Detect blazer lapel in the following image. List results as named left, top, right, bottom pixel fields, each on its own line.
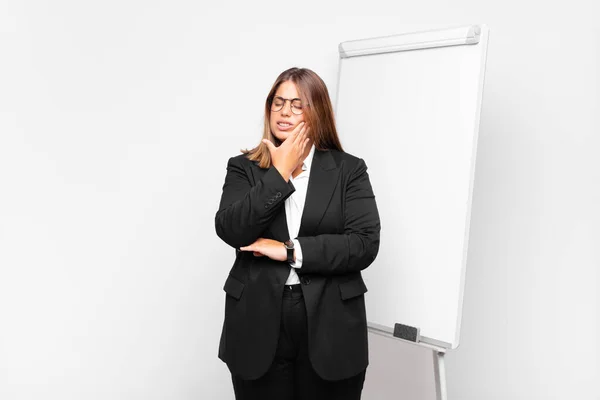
left=298, top=149, right=339, bottom=237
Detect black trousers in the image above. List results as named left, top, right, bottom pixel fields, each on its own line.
left=231, top=284, right=366, bottom=400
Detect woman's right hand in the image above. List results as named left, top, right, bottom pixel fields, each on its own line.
left=262, top=122, right=311, bottom=181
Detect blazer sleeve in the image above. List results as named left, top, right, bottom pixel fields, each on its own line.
left=215, top=156, right=296, bottom=249
left=296, top=158, right=381, bottom=275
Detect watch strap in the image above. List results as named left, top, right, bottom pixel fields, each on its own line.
left=283, top=240, right=294, bottom=263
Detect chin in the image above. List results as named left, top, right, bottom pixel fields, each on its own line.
left=271, top=131, right=286, bottom=142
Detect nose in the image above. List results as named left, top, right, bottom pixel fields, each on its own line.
left=280, top=100, right=292, bottom=116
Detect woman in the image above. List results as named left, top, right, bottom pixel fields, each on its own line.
left=215, top=67, right=380, bottom=400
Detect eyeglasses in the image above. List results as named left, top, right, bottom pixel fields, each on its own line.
left=270, top=96, right=305, bottom=115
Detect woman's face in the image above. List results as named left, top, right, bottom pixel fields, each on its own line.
left=269, top=80, right=306, bottom=143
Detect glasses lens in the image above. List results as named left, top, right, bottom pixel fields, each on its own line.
left=271, top=97, right=284, bottom=112
left=291, top=100, right=303, bottom=115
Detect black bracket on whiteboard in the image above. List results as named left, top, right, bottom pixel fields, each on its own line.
left=394, top=323, right=420, bottom=342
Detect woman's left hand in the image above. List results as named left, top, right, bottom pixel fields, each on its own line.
left=239, top=238, right=287, bottom=262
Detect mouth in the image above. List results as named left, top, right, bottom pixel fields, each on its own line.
left=276, top=122, right=294, bottom=131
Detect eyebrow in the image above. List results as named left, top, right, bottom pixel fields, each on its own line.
left=274, top=95, right=302, bottom=101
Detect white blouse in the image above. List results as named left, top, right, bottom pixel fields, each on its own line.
left=284, top=143, right=315, bottom=285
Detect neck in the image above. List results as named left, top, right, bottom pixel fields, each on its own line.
left=302, top=140, right=313, bottom=160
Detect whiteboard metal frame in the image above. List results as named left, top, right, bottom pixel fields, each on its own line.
left=368, top=322, right=449, bottom=352
left=338, top=25, right=481, bottom=58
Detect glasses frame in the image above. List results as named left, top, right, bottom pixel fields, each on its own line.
left=270, top=95, right=305, bottom=115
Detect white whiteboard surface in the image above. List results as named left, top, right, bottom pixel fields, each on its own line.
left=335, top=25, right=489, bottom=349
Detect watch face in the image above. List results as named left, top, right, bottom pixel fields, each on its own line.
left=284, top=240, right=294, bottom=249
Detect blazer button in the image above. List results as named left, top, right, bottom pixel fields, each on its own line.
left=301, top=277, right=311, bottom=285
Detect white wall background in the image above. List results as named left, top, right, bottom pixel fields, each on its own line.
left=0, top=1, right=598, bottom=400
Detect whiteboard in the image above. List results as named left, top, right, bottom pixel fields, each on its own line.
left=334, top=25, right=489, bottom=349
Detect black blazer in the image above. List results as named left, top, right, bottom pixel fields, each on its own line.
left=215, top=148, right=381, bottom=381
